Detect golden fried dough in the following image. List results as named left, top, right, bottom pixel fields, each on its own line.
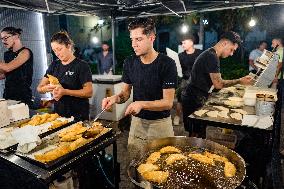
left=58, top=123, right=86, bottom=138
left=92, top=121, right=103, bottom=127
left=159, top=146, right=181, bottom=154
left=47, top=74, right=60, bottom=85
left=87, top=125, right=104, bottom=135
left=34, top=144, right=71, bottom=163
left=142, top=171, right=169, bottom=184
left=204, top=151, right=228, bottom=162
left=224, top=161, right=236, bottom=177
left=46, top=113, right=60, bottom=122
left=165, top=154, right=186, bottom=165
left=146, top=152, right=161, bottom=164
left=188, top=153, right=215, bottom=165
left=48, top=120, right=68, bottom=130
left=137, top=163, right=159, bottom=175
left=70, top=137, right=92, bottom=151
left=20, top=113, right=62, bottom=127
left=60, top=133, right=81, bottom=142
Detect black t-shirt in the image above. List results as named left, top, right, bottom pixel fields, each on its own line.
left=185, top=48, right=220, bottom=98
left=122, top=53, right=177, bottom=120
left=178, top=49, right=202, bottom=79
left=45, top=58, right=92, bottom=120
left=3, top=47, right=33, bottom=106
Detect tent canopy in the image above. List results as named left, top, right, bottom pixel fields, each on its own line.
left=0, top=0, right=283, bottom=19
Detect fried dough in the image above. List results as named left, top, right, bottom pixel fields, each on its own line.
left=230, top=113, right=242, bottom=120
left=142, top=171, right=169, bottom=184
left=47, top=74, right=60, bottom=85
left=194, top=109, right=209, bottom=117
left=34, top=144, right=71, bottom=163
left=48, top=120, right=68, bottom=130
left=165, top=154, right=186, bottom=165
left=206, top=111, right=219, bottom=118
left=160, top=146, right=181, bottom=154
left=218, top=110, right=229, bottom=119
left=204, top=151, right=228, bottom=162
left=188, top=153, right=215, bottom=165
left=213, top=106, right=229, bottom=112
left=146, top=152, right=161, bottom=164
left=224, top=161, right=236, bottom=177
left=137, top=163, right=159, bottom=175
left=70, top=137, right=92, bottom=151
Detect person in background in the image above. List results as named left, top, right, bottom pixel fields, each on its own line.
left=102, top=18, right=177, bottom=160
left=248, top=41, right=267, bottom=74
left=173, top=33, right=202, bottom=126
left=272, top=38, right=284, bottom=84
left=37, top=31, right=93, bottom=121
left=0, top=27, right=33, bottom=108
left=82, top=45, right=94, bottom=62
left=182, top=31, right=253, bottom=137
left=97, top=41, right=116, bottom=75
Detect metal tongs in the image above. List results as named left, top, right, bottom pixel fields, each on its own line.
left=84, top=108, right=106, bottom=129
left=82, top=108, right=106, bottom=139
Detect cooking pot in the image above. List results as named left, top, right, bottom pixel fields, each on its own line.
left=128, top=136, right=246, bottom=189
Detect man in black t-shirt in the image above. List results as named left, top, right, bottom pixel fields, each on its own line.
left=102, top=18, right=177, bottom=159
left=182, top=31, right=253, bottom=136
left=173, top=34, right=202, bottom=126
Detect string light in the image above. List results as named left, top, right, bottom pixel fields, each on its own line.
left=92, top=36, right=99, bottom=44
left=181, top=23, right=189, bottom=33
left=248, top=18, right=256, bottom=27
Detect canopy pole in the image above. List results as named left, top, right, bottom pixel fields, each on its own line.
left=111, top=16, right=116, bottom=74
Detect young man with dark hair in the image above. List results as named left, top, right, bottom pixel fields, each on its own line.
left=182, top=31, right=253, bottom=136
left=102, top=18, right=177, bottom=158
left=173, top=33, right=202, bottom=126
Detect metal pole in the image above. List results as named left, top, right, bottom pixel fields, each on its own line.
left=100, top=27, right=103, bottom=41
left=111, top=17, right=116, bottom=74
left=199, top=14, right=204, bottom=49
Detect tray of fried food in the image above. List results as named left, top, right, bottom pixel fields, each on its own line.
left=18, top=113, right=74, bottom=133
left=17, top=121, right=112, bottom=167
left=20, top=113, right=60, bottom=127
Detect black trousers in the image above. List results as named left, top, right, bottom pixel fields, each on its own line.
left=181, top=93, right=207, bottom=135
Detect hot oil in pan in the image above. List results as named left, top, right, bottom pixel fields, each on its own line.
left=139, top=146, right=242, bottom=189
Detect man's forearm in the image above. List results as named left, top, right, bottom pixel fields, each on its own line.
left=139, top=99, right=173, bottom=111
left=222, top=79, right=240, bottom=88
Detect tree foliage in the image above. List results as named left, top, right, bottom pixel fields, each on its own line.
left=114, top=31, right=133, bottom=74
left=203, top=7, right=268, bottom=35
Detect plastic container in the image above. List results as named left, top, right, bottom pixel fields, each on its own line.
left=255, top=98, right=275, bottom=116
left=206, top=126, right=237, bottom=149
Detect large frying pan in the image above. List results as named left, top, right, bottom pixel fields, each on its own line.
left=128, top=136, right=246, bottom=189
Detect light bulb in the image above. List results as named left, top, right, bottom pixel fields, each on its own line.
left=248, top=18, right=256, bottom=27
left=98, top=19, right=104, bottom=26
left=181, top=24, right=189, bottom=33
left=92, top=36, right=99, bottom=44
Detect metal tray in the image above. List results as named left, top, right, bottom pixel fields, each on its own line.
left=15, top=122, right=114, bottom=169
left=0, top=118, right=75, bottom=152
